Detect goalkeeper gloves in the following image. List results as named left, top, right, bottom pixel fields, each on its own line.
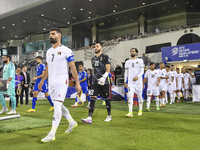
left=98, top=72, right=109, bottom=85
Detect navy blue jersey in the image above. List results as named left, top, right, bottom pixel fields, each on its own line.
left=91, top=54, right=110, bottom=84
left=79, top=71, right=88, bottom=87
left=36, top=63, right=46, bottom=83
left=194, top=70, right=200, bottom=84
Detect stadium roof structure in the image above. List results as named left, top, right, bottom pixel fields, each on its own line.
left=0, top=0, right=199, bottom=42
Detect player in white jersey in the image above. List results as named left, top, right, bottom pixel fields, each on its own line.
left=124, top=48, right=144, bottom=117
left=170, top=65, right=177, bottom=103
left=176, top=68, right=183, bottom=102
left=182, top=68, right=190, bottom=101
left=157, top=62, right=169, bottom=107
left=143, top=62, right=160, bottom=111
left=39, top=28, right=81, bottom=143
left=165, top=66, right=174, bottom=104
left=188, top=69, right=195, bottom=100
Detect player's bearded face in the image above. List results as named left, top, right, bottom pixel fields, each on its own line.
left=50, top=37, right=58, bottom=44
left=3, top=57, right=7, bottom=63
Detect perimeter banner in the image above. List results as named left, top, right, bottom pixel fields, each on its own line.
left=162, top=43, right=200, bottom=62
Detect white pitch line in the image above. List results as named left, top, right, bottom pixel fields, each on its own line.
left=166, top=104, right=192, bottom=112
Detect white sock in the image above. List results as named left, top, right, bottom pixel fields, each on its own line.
left=188, top=91, right=191, bottom=98
left=128, top=92, right=133, bottom=113
left=138, top=94, right=143, bottom=111
left=165, top=93, right=168, bottom=103
left=159, top=98, right=162, bottom=104
left=162, top=98, right=165, bottom=104
left=156, top=97, right=159, bottom=107
left=50, top=101, right=62, bottom=136
left=147, top=97, right=151, bottom=108
left=186, top=91, right=188, bottom=99
left=62, top=105, right=75, bottom=124
left=183, top=91, right=185, bottom=98
left=170, top=93, right=173, bottom=104
left=173, top=92, right=176, bottom=103
left=177, top=92, right=180, bottom=99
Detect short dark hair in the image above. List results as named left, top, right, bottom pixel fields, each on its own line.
left=165, top=65, right=170, bottom=68
left=36, top=56, right=43, bottom=60
left=50, top=28, right=62, bottom=34
left=198, top=65, right=200, bottom=68
left=171, top=65, right=174, bottom=67
left=22, top=65, right=27, bottom=69
left=130, top=48, right=138, bottom=53
left=150, top=62, right=155, bottom=66
left=79, top=61, right=84, bottom=66
left=188, top=69, right=192, bottom=71
left=4, top=55, right=11, bottom=61
left=176, top=68, right=180, bottom=70
left=160, top=62, right=164, bottom=65
left=96, top=42, right=103, bottom=47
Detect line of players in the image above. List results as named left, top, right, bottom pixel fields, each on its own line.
left=142, top=62, right=195, bottom=112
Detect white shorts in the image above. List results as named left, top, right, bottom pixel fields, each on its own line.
left=49, top=84, right=68, bottom=102
left=184, top=84, right=189, bottom=90
left=176, top=82, right=182, bottom=91
left=172, top=82, right=176, bottom=91
left=147, top=87, right=159, bottom=96
left=128, top=83, right=142, bottom=95
left=159, top=83, right=167, bottom=92
left=167, top=84, right=173, bottom=94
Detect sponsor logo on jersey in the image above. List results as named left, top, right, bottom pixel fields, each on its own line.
left=57, top=52, right=61, bottom=55
left=136, top=62, right=138, bottom=64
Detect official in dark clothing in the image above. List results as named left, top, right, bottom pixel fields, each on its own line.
left=20, top=66, right=30, bottom=105
left=194, top=65, right=200, bottom=85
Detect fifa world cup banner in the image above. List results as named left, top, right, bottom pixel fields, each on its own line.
left=162, top=43, right=200, bottom=62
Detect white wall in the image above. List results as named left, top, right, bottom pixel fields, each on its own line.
left=76, top=27, right=200, bottom=69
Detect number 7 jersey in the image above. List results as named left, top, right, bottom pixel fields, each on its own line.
left=46, top=45, right=74, bottom=88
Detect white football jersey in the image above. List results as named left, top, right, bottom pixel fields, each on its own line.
left=171, top=71, right=177, bottom=83
left=176, top=73, right=183, bottom=84
left=125, top=58, right=144, bottom=85
left=166, top=71, right=174, bottom=84
left=189, top=72, right=195, bottom=84
left=157, top=68, right=167, bottom=84
left=46, top=45, right=74, bottom=88
left=144, top=69, right=160, bottom=88
left=182, top=73, right=190, bottom=85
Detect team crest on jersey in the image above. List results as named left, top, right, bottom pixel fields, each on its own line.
left=100, top=57, right=102, bottom=61
left=136, top=62, right=138, bottom=64
left=57, top=52, right=61, bottom=55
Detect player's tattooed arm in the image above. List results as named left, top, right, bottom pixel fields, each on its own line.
left=38, top=64, right=48, bottom=91
left=33, top=71, right=45, bottom=81
left=79, top=77, right=87, bottom=83
left=69, top=61, right=81, bottom=94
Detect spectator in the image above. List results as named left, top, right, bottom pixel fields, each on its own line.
left=114, top=65, right=122, bottom=85
left=194, top=65, right=200, bottom=84
left=155, top=27, right=160, bottom=34
left=142, top=53, right=150, bottom=66
left=20, top=66, right=30, bottom=106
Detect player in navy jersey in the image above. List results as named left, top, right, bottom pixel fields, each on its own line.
left=71, top=61, right=91, bottom=108
left=81, top=42, right=112, bottom=124
left=27, top=56, right=54, bottom=112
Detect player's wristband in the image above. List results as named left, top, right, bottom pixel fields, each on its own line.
left=102, top=72, right=109, bottom=78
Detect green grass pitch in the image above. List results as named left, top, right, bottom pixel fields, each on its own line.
left=0, top=98, right=200, bottom=150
